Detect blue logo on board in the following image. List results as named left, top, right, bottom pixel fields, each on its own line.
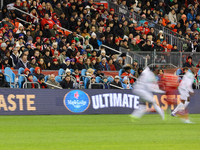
left=63, top=90, right=90, bottom=113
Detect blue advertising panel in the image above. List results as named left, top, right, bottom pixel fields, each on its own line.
left=0, top=89, right=199, bottom=115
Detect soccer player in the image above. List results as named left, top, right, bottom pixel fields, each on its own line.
left=130, top=67, right=165, bottom=120
left=171, top=67, right=195, bottom=123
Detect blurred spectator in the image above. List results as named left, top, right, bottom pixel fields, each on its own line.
left=34, top=67, right=44, bottom=79
left=60, top=75, right=74, bottom=89
left=114, top=57, right=123, bottom=71
left=10, top=47, right=20, bottom=67
left=23, top=73, right=36, bottom=89
left=95, top=68, right=105, bottom=78
left=72, top=68, right=82, bottom=83
left=60, top=57, right=71, bottom=70
left=0, top=72, right=10, bottom=88
left=129, top=38, right=141, bottom=51
left=37, top=76, right=47, bottom=89
left=58, top=49, right=67, bottom=64
left=76, top=56, right=84, bottom=70
left=86, top=76, right=100, bottom=89
left=154, top=40, right=164, bottom=51
left=38, top=58, right=47, bottom=70
left=100, top=57, right=110, bottom=71
left=121, top=66, right=134, bottom=84
left=15, top=54, right=31, bottom=69
left=108, top=58, right=116, bottom=71
left=101, top=76, right=110, bottom=89
left=131, top=60, right=139, bottom=76
left=122, top=76, right=132, bottom=89
left=84, top=58, right=92, bottom=70
left=183, top=56, right=194, bottom=67
left=86, top=68, right=95, bottom=77
left=50, top=58, right=60, bottom=70
left=46, top=74, right=61, bottom=89
left=110, top=76, right=122, bottom=89
left=168, top=9, right=177, bottom=24
left=30, top=56, right=38, bottom=68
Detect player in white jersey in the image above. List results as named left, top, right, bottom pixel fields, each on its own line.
left=171, top=67, right=195, bottom=123
left=130, top=67, right=165, bottom=120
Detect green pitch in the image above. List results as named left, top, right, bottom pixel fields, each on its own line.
left=0, top=114, right=199, bottom=150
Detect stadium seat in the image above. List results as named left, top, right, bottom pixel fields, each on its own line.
left=95, top=76, right=102, bottom=83
left=70, top=69, right=74, bottom=73
left=107, top=76, right=114, bottom=83
left=55, top=76, right=62, bottom=83
left=18, top=76, right=25, bottom=88
left=58, top=68, right=65, bottom=76
left=4, top=67, right=15, bottom=88
left=119, top=69, right=124, bottom=76
left=176, top=69, right=182, bottom=75
left=30, top=68, right=35, bottom=74
left=33, top=76, right=38, bottom=82
left=84, top=77, right=90, bottom=89
left=44, top=75, right=49, bottom=82
left=131, top=69, right=135, bottom=75
left=18, top=67, right=25, bottom=74
left=81, top=69, right=87, bottom=76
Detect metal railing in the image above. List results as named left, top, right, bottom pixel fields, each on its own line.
left=100, top=44, right=133, bottom=64
left=4, top=74, right=12, bottom=88
left=109, top=84, right=124, bottom=89
left=45, top=82, right=63, bottom=89
left=129, top=52, right=200, bottom=68
left=107, top=0, right=192, bottom=51
left=11, top=6, right=85, bottom=43
left=22, top=81, right=40, bottom=89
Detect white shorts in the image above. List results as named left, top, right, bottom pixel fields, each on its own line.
left=178, top=88, right=189, bottom=101
left=133, top=89, right=154, bottom=104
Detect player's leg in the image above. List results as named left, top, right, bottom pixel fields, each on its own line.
left=172, top=89, right=188, bottom=116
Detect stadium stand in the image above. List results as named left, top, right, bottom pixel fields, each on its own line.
left=0, top=0, right=200, bottom=89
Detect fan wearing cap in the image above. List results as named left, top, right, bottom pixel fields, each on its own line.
left=2, top=15, right=15, bottom=30
left=37, top=75, right=48, bottom=89
left=76, top=56, right=84, bottom=70
left=3, top=55, right=10, bottom=68
left=72, top=67, right=82, bottom=83
left=183, top=56, right=194, bottom=67
left=86, top=75, right=100, bottom=89
left=43, top=38, right=51, bottom=52
left=161, top=40, right=173, bottom=52
left=30, top=56, right=38, bottom=68
left=162, top=14, right=170, bottom=26
left=4, top=30, right=15, bottom=45
left=0, top=43, right=7, bottom=58
left=113, top=21, right=124, bottom=39
left=57, top=48, right=66, bottom=64
left=110, top=75, right=122, bottom=89
left=129, top=38, right=141, bottom=51
left=154, top=40, right=164, bottom=51
left=143, top=39, right=153, bottom=51
left=70, top=58, right=77, bottom=70
left=37, top=5, right=45, bottom=18
left=60, top=57, right=71, bottom=70
left=33, top=66, right=44, bottom=80
left=122, top=76, right=133, bottom=89
left=121, top=66, right=135, bottom=84
left=58, top=36, right=67, bottom=49
left=22, top=73, right=36, bottom=89
left=100, top=57, right=110, bottom=71
left=50, top=58, right=60, bottom=70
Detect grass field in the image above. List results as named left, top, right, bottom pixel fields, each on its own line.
left=0, top=114, right=199, bottom=150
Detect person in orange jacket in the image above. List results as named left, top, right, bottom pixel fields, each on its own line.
left=162, top=14, right=170, bottom=26
left=161, top=40, right=173, bottom=52
left=121, top=66, right=135, bottom=84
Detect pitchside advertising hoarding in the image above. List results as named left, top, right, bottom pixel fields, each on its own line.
left=0, top=89, right=199, bottom=115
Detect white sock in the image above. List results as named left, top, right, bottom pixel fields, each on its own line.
left=172, top=102, right=184, bottom=114
left=153, top=103, right=164, bottom=120
left=131, top=105, right=147, bottom=118
left=184, top=101, right=190, bottom=109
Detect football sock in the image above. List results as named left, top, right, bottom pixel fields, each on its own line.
left=153, top=103, right=164, bottom=120
left=172, top=102, right=184, bottom=114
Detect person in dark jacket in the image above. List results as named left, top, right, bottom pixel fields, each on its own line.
left=114, top=57, right=123, bottom=71
left=154, top=40, right=164, bottom=51
left=22, top=73, right=36, bottom=89
left=42, top=24, right=51, bottom=38
left=183, top=56, right=194, bottom=67
left=110, top=76, right=122, bottom=89
left=60, top=75, right=74, bottom=89
left=15, top=54, right=31, bottom=69
left=86, top=76, right=100, bottom=89
left=33, top=67, right=45, bottom=79
left=113, top=21, right=124, bottom=39
left=50, top=58, right=60, bottom=70
left=37, top=76, right=47, bottom=89
left=0, top=72, right=10, bottom=88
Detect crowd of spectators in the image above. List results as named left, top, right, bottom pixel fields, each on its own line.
left=1, top=0, right=200, bottom=89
